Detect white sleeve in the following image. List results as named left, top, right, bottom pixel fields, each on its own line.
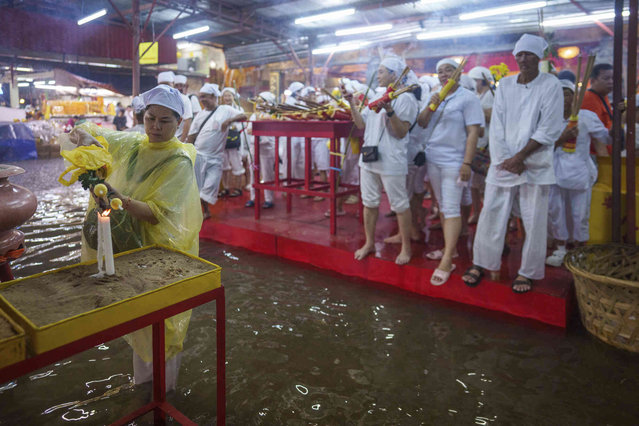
left=530, top=78, right=564, bottom=146
left=582, top=109, right=611, bottom=145
left=393, top=92, right=418, bottom=124
left=463, top=94, right=485, bottom=127
left=190, top=95, right=202, bottom=114
left=488, top=82, right=506, bottom=147
left=182, top=96, right=193, bottom=120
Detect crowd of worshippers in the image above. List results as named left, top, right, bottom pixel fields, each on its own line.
left=120, top=33, right=632, bottom=294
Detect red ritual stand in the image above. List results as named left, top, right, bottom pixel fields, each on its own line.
left=0, top=286, right=226, bottom=426
left=251, top=120, right=364, bottom=235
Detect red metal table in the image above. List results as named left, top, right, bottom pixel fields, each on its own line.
left=251, top=120, right=364, bottom=235
left=0, top=286, right=226, bottom=425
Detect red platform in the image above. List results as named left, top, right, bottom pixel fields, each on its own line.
left=200, top=194, right=574, bottom=328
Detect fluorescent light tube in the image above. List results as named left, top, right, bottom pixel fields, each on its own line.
left=295, top=8, right=355, bottom=25
left=460, top=1, right=547, bottom=21
left=173, top=26, right=210, bottom=39
left=17, top=82, right=30, bottom=87
left=335, top=23, right=393, bottom=36
left=416, top=26, right=487, bottom=40
left=312, top=41, right=369, bottom=55
left=544, top=10, right=629, bottom=27
left=15, top=67, right=33, bottom=72
left=77, top=9, right=107, bottom=25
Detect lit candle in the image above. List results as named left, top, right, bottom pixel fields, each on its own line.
left=97, top=209, right=115, bottom=275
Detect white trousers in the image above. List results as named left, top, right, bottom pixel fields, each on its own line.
left=312, top=138, right=330, bottom=171
left=340, top=138, right=360, bottom=185
left=195, top=154, right=223, bottom=205
left=548, top=185, right=591, bottom=242
left=406, top=164, right=428, bottom=198
left=291, top=137, right=305, bottom=179
left=426, top=162, right=464, bottom=218
left=249, top=141, right=275, bottom=203
left=133, top=352, right=182, bottom=392
left=360, top=168, right=410, bottom=213
left=473, top=183, right=550, bottom=280
left=222, top=148, right=245, bottom=176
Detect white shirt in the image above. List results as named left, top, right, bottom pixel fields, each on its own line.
left=424, top=87, right=485, bottom=168
left=359, top=91, right=419, bottom=176
left=477, top=89, right=494, bottom=149
left=189, top=94, right=202, bottom=115
left=486, top=72, right=564, bottom=187
left=554, top=110, right=609, bottom=190
left=175, top=93, right=194, bottom=139
left=189, top=105, right=239, bottom=158
left=248, top=113, right=277, bottom=145
left=407, top=97, right=429, bottom=163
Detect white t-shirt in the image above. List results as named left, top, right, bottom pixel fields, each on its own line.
left=407, top=97, right=429, bottom=164
left=175, top=93, right=194, bottom=139
left=477, top=89, right=494, bottom=149
left=189, top=105, right=239, bottom=158
left=554, top=109, right=609, bottom=190
left=189, top=94, right=202, bottom=115
left=423, top=87, right=484, bottom=168
left=486, top=72, right=565, bottom=187
left=359, top=91, right=419, bottom=176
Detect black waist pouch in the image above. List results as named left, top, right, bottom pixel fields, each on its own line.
left=361, top=146, right=379, bottom=163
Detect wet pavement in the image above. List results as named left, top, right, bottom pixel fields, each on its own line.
left=1, top=158, right=639, bottom=425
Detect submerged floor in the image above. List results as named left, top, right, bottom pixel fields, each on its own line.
left=2, top=158, right=639, bottom=425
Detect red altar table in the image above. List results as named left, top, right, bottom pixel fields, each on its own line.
left=0, top=285, right=226, bottom=426
left=251, top=120, right=364, bottom=235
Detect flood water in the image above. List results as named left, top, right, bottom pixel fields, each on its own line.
left=2, top=158, right=639, bottom=425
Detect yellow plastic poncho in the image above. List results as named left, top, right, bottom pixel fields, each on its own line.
left=77, top=122, right=203, bottom=363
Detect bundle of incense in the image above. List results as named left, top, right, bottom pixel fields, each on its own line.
left=429, top=57, right=468, bottom=111
left=321, top=88, right=350, bottom=109
left=563, top=54, right=596, bottom=153
left=368, top=84, right=420, bottom=113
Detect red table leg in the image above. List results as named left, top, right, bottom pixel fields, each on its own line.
left=329, top=137, right=337, bottom=235
left=286, top=137, right=292, bottom=213
left=254, top=135, right=261, bottom=219
left=305, top=137, right=312, bottom=192
left=152, top=321, right=166, bottom=423
left=216, top=288, right=226, bottom=426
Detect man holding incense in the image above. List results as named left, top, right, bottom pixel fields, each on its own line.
left=346, top=56, right=419, bottom=265
left=463, top=34, right=564, bottom=293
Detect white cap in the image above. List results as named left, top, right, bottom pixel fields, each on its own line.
left=132, top=96, right=146, bottom=114
left=436, top=58, right=459, bottom=72
left=559, top=79, right=575, bottom=93
left=380, top=56, right=406, bottom=76
left=287, top=82, right=304, bottom=94
left=460, top=74, right=476, bottom=92
left=221, top=87, right=237, bottom=96
left=157, top=71, right=176, bottom=84
left=301, top=86, right=315, bottom=96
left=141, top=84, right=184, bottom=117
left=513, top=33, right=548, bottom=59
left=200, top=83, right=221, bottom=96
left=259, top=91, right=276, bottom=104
left=468, top=66, right=493, bottom=83
left=174, top=75, right=187, bottom=84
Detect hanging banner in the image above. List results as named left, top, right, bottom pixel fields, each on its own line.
left=139, top=42, right=158, bottom=65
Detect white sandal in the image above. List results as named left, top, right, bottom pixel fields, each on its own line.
left=430, top=264, right=456, bottom=286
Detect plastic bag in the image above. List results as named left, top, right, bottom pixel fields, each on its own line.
left=58, top=136, right=112, bottom=186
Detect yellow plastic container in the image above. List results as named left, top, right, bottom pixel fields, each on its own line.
left=0, top=307, right=26, bottom=369
left=0, top=245, right=221, bottom=355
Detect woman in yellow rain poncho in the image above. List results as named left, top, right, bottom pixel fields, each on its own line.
left=69, top=85, right=202, bottom=391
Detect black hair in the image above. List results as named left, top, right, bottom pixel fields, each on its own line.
left=412, top=85, right=422, bottom=102
left=144, top=105, right=180, bottom=120
left=135, top=111, right=145, bottom=122
left=591, top=63, right=613, bottom=80
left=557, top=70, right=576, bottom=83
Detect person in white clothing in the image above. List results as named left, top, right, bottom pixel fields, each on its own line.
left=302, top=86, right=331, bottom=202
left=546, top=80, right=610, bottom=266
left=125, top=96, right=146, bottom=134
left=174, top=74, right=202, bottom=118
left=284, top=82, right=306, bottom=182
left=464, top=34, right=565, bottom=293
left=346, top=56, right=419, bottom=265
left=220, top=87, right=246, bottom=198
left=417, top=58, right=484, bottom=285
left=158, top=71, right=193, bottom=142
left=187, top=83, right=246, bottom=219
left=245, top=91, right=277, bottom=209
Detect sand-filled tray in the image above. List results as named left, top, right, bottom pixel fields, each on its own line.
left=0, top=245, right=221, bottom=355
left=0, top=307, right=26, bottom=369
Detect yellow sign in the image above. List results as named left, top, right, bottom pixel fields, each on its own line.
left=139, top=42, right=158, bottom=65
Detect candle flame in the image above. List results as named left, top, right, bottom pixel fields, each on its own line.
left=101, top=209, right=111, bottom=217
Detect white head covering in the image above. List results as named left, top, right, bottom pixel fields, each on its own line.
left=131, top=96, right=145, bottom=114
left=259, top=91, right=276, bottom=104
left=141, top=84, right=184, bottom=117
left=405, top=70, right=419, bottom=86
left=301, top=86, right=315, bottom=97
left=460, top=74, right=476, bottom=92
left=287, top=82, right=304, bottom=94
left=200, top=83, right=221, bottom=96
left=380, top=56, right=406, bottom=76
left=559, top=79, right=575, bottom=93
left=468, top=66, right=493, bottom=83
left=418, top=75, right=431, bottom=95
left=513, top=33, right=548, bottom=59
left=157, top=71, right=176, bottom=84
left=436, top=58, right=459, bottom=72
left=221, top=87, right=237, bottom=96
left=174, top=75, right=187, bottom=84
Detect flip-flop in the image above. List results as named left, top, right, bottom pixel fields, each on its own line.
left=229, top=189, right=243, bottom=198
left=426, top=249, right=459, bottom=260
left=430, top=264, right=456, bottom=286
left=512, top=277, right=533, bottom=294
left=324, top=210, right=346, bottom=218
left=462, top=265, right=485, bottom=287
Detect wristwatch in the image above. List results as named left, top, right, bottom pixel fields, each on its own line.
left=387, top=110, right=395, bottom=118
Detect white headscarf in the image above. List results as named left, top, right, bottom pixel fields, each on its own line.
left=513, top=33, right=548, bottom=59
left=460, top=74, right=476, bottom=92
left=559, top=79, right=575, bottom=93
left=221, top=87, right=237, bottom=97
left=157, top=71, right=175, bottom=84
left=380, top=56, right=406, bottom=76
left=200, top=83, right=221, bottom=96
left=259, top=91, right=276, bottom=104
left=468, top=66, right=493, bottom=83
left=131, top=96, right=145, bottom=114
left=287, top=82, right=304, bottom=94
left=174, top=75, right=187, bottom=84
left=141, top=84, right=184, bottom=117
left=436, top=58, right=459, bottom=72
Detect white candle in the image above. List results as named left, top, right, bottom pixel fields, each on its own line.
left=97, top=210, right=115, bottom=275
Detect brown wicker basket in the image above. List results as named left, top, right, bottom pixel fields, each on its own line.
left=565, top=244, right=639, bottom=352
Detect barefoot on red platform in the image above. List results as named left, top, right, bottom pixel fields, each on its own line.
left=354, top=244, right=375, bottom=261
left=395, top=249, right=411, bottom=265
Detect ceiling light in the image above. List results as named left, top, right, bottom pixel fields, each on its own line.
left=543, top=10, right=629, bottom=27
left=77, top=8, right=107, bottom=25
left=460, top=1, right=547, bottom=21
left=17, top=82, right=30, bottom=87
left=17, top=77, right=33, bottom=82
left=34, top=81, right=46, bottom=85
left=416, top=26, right=487, bottom=40
left=48, top=80, right=56, bottom=85
left=15, top=67, right=34, bottom=72
left=335, top=23, right=393, bottom=36
left=173, top=26, right=210, bottom=39
left=312, top=41, right=370, bottom=55
left=295, top=8, right=355, bottom=25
